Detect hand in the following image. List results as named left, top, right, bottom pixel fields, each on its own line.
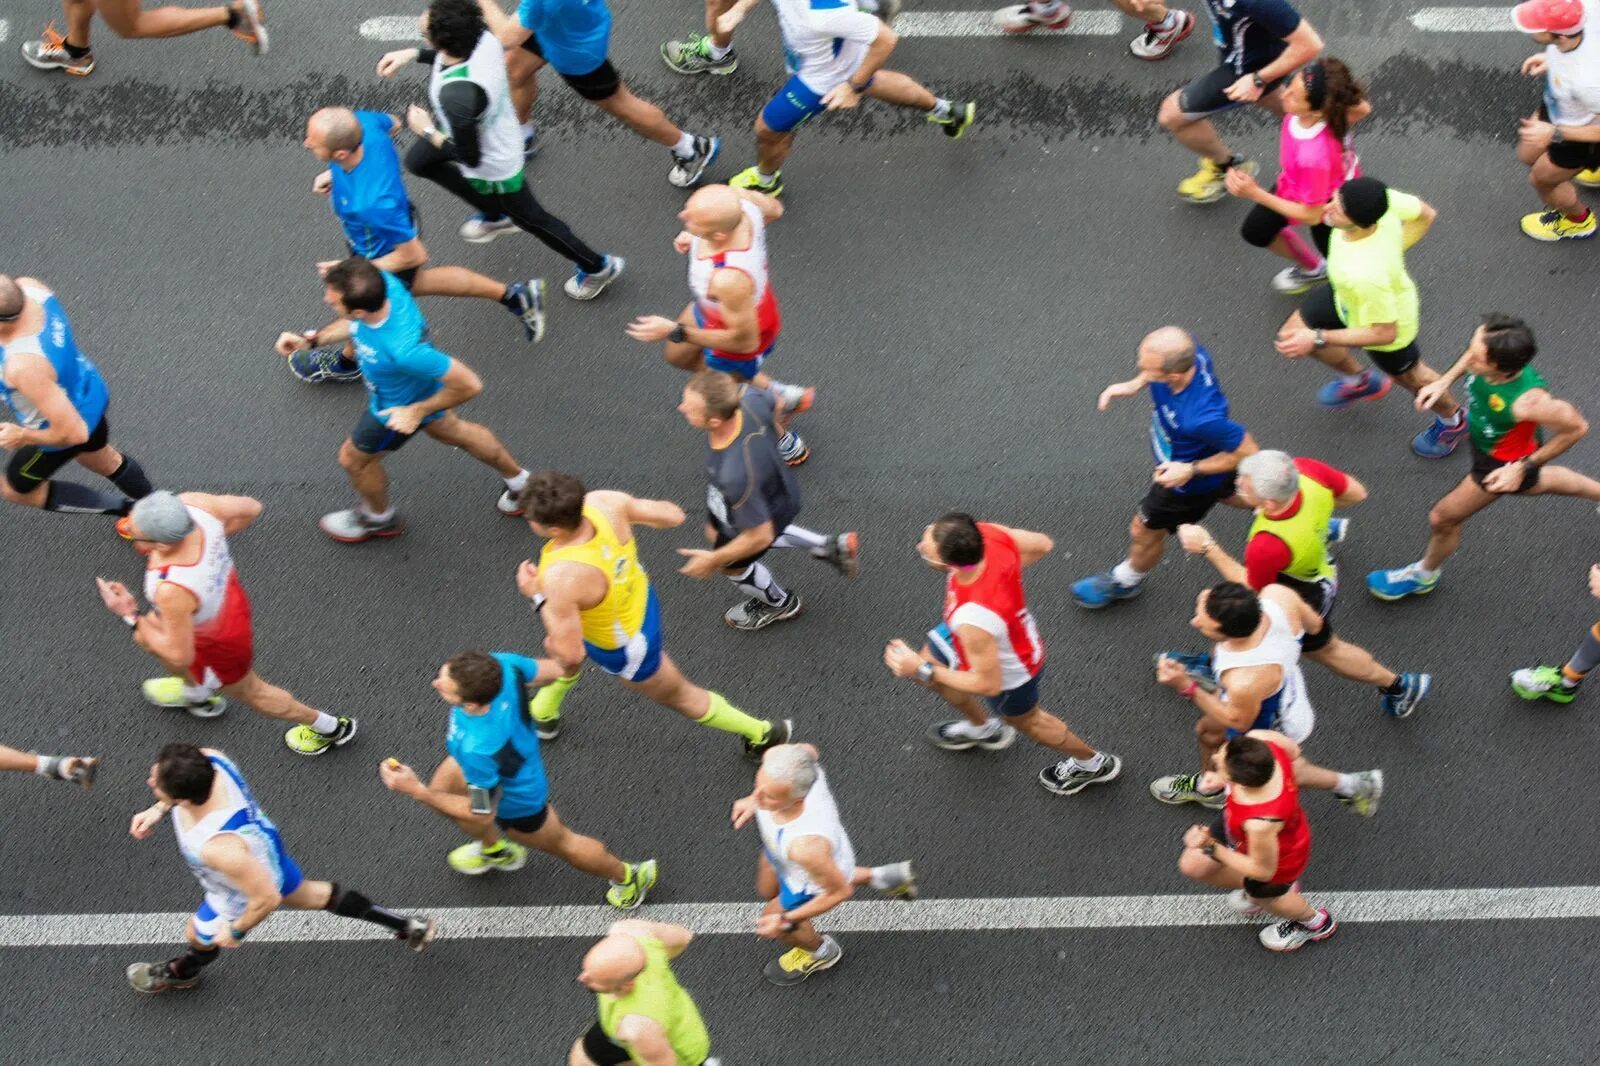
left=883, top=639, right=924, bottom=679
left=312, top=170, right=333, bottom=196
left=377, top=758, right=421, bottom=795
left=1155, top=656, right=1191, bottom=689
left=1223, top=166, right=1260, bottom=199
left=1176, top=524, right=1212, bottom=555
left=59, top=756, right=99, bottom=790
left=129, top=803, right=166, bottom=840
left=754, top=913, right=792, bottom=940
left=672, top=230, right=695, bottom=255
left=275, top=330, right=311, bottom=357
left=1273, top=327, right=1317, bottom=359
left=730, top=795, right=759, bottom=829
left=1413, top=378, right=1451, bottom=412
left=96, top=577, right=139, bottom=617
left=1224, top=74, right=1264, bottom=103
left=625, top=315, right=679, bottom=343
left=379, top=404, right=425, bottom=435
left=1519, top=116, right=1556, bottom=150
left=516, top=560, right=542, bottom=600
left=821, top=83, right=863, bottom=111
left=676, top=548, right=721, bottom=580
left=1588, top=563, right=1600, bottom=600
left=376, top=47, right=421, bottom=78
left=1183, top=824, right=1216, bottom=850
left=1481, top=460, right=1527, bottom=494
left=1153, top=461, right=1194, bottom=489
left=1096, top=380, right=1141, bottom=411
left=405, top=103, right=435, bottom=139
left=0, top=423, right=25, bottom=450
left=1522, top=54, right=1549, bottom=77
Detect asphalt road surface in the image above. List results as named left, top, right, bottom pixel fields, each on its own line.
left=2, top=1, right=1598, bottom=1062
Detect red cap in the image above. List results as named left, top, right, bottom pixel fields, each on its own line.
left=1513, top=0, right=1586, bottom=34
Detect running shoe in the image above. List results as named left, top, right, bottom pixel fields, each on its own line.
left=725, top=590, right=803, bottom=631
left=402, top=917, right=437, bottom=952
left=1149, top=770, right=1226, bottom=808
left=283, top=716, right=357, bottom=756
left=1338, top=769, right=1384, bottom=817
left=1129, top=9, right=1194, bottom=59
left=497, top=488, right=525, bottom=517
left=563, top=255, right=625, bottom=301
left=777, top=431, right=810, bottom=467
left=1366, top=564, right=1439, bottom=602
left=769, top=382, right=815, bottom=418
left=876, top=861, right=918, bottom=899
left=1511, top=664, right=1582, bottom=704
left=21, top=23, right=94, bottom=76
left=669, top=136, right=721, bottom=188
left=142, top=676, right=226, bottom=719
left=459, top=213, right=518, bottom=243
left=448, top=839, right=529, bottom=875
left=730, top=167, right=783, bottom=197
left=319, top=508, right=403, bottom=544
left=744, top=717, right=794, bottom=760
left=1272, top=263, right=1327, bottom=295
left=523, top=128, right=540, bottom=159
left=529, top=672, right=579, bottom=738
left=764, top=936, right=842, bottom=986
left=1326, top=517, right=1348, bottom=548
left=1154, top=650, right=1218, bottom=692
left=1317, top=371, right=1391, bottom=410
left=505, top=278, right=547, bottom=343
left=1577, top=167, right=1600, bottom=188
left=929, top=102, right=976, bottom=140
left=606, top=859, right=659, bottom=910
left=927, top=719, right=1017, bottom=751
left=1380, top=672, right=1431, bottom=718
left=288, top=345, right=362, bottom=384
left=229, top=0, right=268, bottom=53
left=1178, top=157, right=1253, bottom=205
left=823, top=532, right=860, bottom=578
left=1071, top=571, right=1143, bottom=609
left=1039, top=754, right=1121, bottom=795
left=992, top=2, right=1072, bottom=32
left=1520, top=208, right=1597, bottom=241
left=661, top=32, right=738, bottom=75
left=1259, top=909, right=1336, bottom=952
left=126, top=962, right=199, bottom=994
left=1411, top=417, right=1467, bottom=459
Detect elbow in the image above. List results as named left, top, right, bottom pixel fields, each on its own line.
left=62, top=424, right=91, bottom=447
left=1371, top=324, right=1399, bottom=347
left=1573, top=416, right=1590, bottom=438
left=878, top=25, right=899, bottom=50
left=1038, top=535, right=1056, bottom=555
left=260, top=891, right=284, bottom=913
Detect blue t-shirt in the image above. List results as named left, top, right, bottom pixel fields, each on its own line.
left=1203, top=0, right=1301, bottom=74
left=446, top=653, right=550, bottom=818
left=0, top=290, right=110, bottom=451
left=329, top=111, right=417, bottom=259
left=518, top=0, right=611, bottom=76
left=1148, top=345, right=1246, bottom=497
left=350, top=272, right=450, bottom=420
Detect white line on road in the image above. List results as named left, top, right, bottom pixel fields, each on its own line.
left=1410, top=7, right=1516, bottom=31
left=4, top=886, right=1597, bottom=947
left=359, top=16, right=421, bottom=41
left=0, top=20, right=10, bottom=46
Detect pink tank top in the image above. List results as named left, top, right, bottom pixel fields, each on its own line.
left=1273, top=116, right=1359, bottom=207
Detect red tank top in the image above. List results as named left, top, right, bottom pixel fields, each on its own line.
left=942, top=524, right=1044, bottom=690
left=1223, top=742, right=1311, bottom=883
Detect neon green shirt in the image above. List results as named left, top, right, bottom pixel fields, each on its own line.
left=1327, top=189, right=1423, bottom=353
left=597, top=935, right=711, bottom=1065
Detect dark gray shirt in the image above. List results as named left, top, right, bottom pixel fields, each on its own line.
left=705, top=388, right=801, bottom=543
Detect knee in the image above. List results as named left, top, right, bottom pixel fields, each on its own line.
left=1157, top=93, right=1187, bottom=131
left=1194, top=717, right=1224, bottom=744
left=337, top=442, right=368, bottom=472
left=0, top=479, right=28, bottom=504
left=1426, top=507, right=1457, bottom=534
left=1129, top=514, right=1160, bottom=544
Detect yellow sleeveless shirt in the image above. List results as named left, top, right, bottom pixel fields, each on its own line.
left=539, top=505, right=649, bottom=650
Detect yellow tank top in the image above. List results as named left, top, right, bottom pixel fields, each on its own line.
left=597, top=936, right=711, bottom=1065
left=539, top=505, right=649, bottom=650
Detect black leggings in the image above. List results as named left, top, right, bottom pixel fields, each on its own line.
left=404, top=139, right=606, bottom=274
left=1241, top=203, right=1331, bottom=256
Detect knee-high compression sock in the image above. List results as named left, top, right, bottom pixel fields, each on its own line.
left=325, top=884, right=410, bottom=934
left=1563, top=623, right=1600, bottom=684
left=1279, top=227, right=1324, bottom=271
left=107, top=454, right=155, bottom=499
left=697, top=691, right=769, bottom=743
left=730, top=562, right=788, bottom=606
left=166, top=944, right=220, bottom=979
left=771, top=524, right=829, bottom=556
left=43, top=481, right=131, bottom=515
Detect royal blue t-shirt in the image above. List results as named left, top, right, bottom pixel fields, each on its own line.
left=1203, top=0, right=1301, bottom=74
left=329, top=111, right=417, bottom=259
left=518, top=0, right=611, bottom=76
left=350, top=272, right=450, bottom=420
left=1148, top=345, right=1246, bottom=497
left=446, top=653, right=550, bottom=819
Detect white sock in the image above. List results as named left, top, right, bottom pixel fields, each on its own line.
left=1111, top=560, right=1148, bottom=586
left=949, top=718, right=1000, bottom=739
left=858, top=0, right=881, bottom=13
left=1413, top=561, right=1439, bottom=580
left=1341, top=371, right=1367, bottom=386
left=182, top=683, right=213, bottom=703
left=1154, top=9, right=1178, bottom=28
left=520, top=121, right=535, bottom=139
left=867, top=864, right=903, bottom=890
left=815, top=935, right=841, bottom=958
left=360, top=504, right=396, bottom=523
left=1333, top=773, right=1358, bottom=798
left=504, top=469, right=530, bottom=493
left=1074, top=752, right=1106, bottom=772
left=732, top=562, right=789, bottom=606
left=672, top=131, right=696, bottom=158
left=1441, top=410, right=1464, bottom=426
left=1029, top=0, right=1064, bottom=13
left=311, top=711, right=341, bottom=735
left=928, top=98, right=953, bottom=120
left=757, top=169, right=777, bottom=183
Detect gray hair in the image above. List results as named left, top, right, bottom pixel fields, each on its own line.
left=1141, top=326, right=1196, bottom=374
left=128, top=491, right=195, bottom=544
left=1238, top=450, right=1299, bottom=504
left=761, top=744, right=818, bottom=799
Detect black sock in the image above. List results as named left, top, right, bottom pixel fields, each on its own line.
left=166, top=945, right=220, bottom=979
left=1224, top=154, right=1245, bottom=170
left=43, top=481, right=131, bottom=515
left=63, top=40, right=90, bottom=58
left=108, top=454, right=155, bottom=499
left=499, top=285, right=519, bottom=308
left=326, top=884, right=411, bottom=934
left=1380, top=677, right=1405, bottom=695
left=225, top=7, right=241, bottom=28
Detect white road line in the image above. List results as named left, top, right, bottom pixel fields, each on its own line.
left=0, top=20, right=10, bottom=46
left=359, top=16, right=421, bottom=42
left=1410, top=6, right=1515, bottom=31
left=4, top=886, right=1597, bottom=947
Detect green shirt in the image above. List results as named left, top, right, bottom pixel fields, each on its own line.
left=597, top=935, right=711, bottom=1065
left=1327, top=189, right=1423, bottom=353
left=1467, top=366, right=1549, bottom=460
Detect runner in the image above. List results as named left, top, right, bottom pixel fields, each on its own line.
left=990, top=1, right=1195, bottom=60
left=676, top=371, right=859, bottom=631
left=1072, top=326, right=1257, bottom=609
left=375, top=1, right=625, bottom=301
left=733, top=744, right=916, bottom=985
left=715, top=0, right=976, bottom=197
left=662, top=0, right=899, bottom=76
left=98, top=491, right=358, bottom=755
left=1174, top=449, right=1433, bottom=718
left=1224, top=57, right=1368, bottom=294
left=1513, top=0, right=1600, bottom=241
left=573, top=920, right=720, bottom=1066
left=125, top=744, right=435, bottom=993
left=884, top=513, right=1124, bottom=795
left=1157, top=0, right=1322, bottom=204
left=21, top=0, right=265, bottom=77
left=1512, top=563, right=1600, bottom=703
left=0, top=743, right=97, bottom=788
left=378, top=650, right=656, bottom=906
left=515, top=470, right=793, bottom=757
left=0, top=275, right=156, bottom=516
left=292, top=105, right=545, bottom=386
left=626, top=183, right=814, bottom=466
left=1149, top=581, right=1383, bottom=812
left=1176, top=730, right=1339, bottom=953
left=1369, top=314, right=1600, bottom=601
left=272, top=256, right=535, bottom=543
left=1272, top=177, right=1467, bottom=458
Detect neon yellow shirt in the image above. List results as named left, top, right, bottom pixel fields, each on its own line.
left=597, top=935, right=711, bottom=1065
left=1327, top=189, right=1422, bottom=353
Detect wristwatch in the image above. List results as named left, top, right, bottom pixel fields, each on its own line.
left=916, top=661, right=936, bottom=684
left=669, top=324, right=688, bottom=344
left=779, top=915, right=799, bottom=933
left=1251, top=72, right=1266, bottom=90
left=1313, top=328, right=1327, bottom=349
left=1552, top=127, right=1566, bottom=144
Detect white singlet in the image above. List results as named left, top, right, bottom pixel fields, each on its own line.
left=144, top=506, right=236, bottom=627
left=756, top=768, right=857, bottom=904
left=173, top=752, right=296, bottom=923
left=1212, top=598, right=1315, bottom=741
left=688, top=200, right=772, bottom=316
left=429, top=30, right=523, bottom=184
left=773, top=0, right=879, bottom=94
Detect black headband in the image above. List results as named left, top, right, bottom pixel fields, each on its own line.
left=1303, top=61, right=1327, bottom=111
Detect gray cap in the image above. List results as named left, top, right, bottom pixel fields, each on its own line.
left=128, top=491, right=196, bottom=544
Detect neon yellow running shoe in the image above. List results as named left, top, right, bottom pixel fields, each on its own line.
left=1178, top=157, right=1253, bottom=204
left=141, top=676, right=226, bottom=719
left=1520, top=208, right=1597, bottom=241
left=605, top=858, right=658, bottom=909
left=1576, top=167, right=1600, bottom=188
left=449, top=839, right=530, bottom=875
left=529, top=672, right=579, bottom=741
left=283, top=717, right=357, bottom=756
left=763, top=936, right=843, bottom=986
left=730, top=166, right=782, bottom=197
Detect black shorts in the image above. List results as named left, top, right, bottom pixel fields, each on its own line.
left=1240, top=203, right=1332, bottom=256
left=496, top=805, right=550, bottom=834
left=1243, top=876, right=1295, bottom=899
left=1280, top=574, right=1336, bottom=654
left=1299, top=285, right=1421, bottom=377
left=522, top=34, right=621, bottom=101
left=710, top=513, right=795, bottom=569
left=1137, top=475, right=1236, bottom=533
left=1538, top=103, right=1600, bottom=170
left=4, top=412, right=111, bottom=493
left=1469, top=446, right=1542, bottom=493
left=1178, top=64, right=1288, bottom=119
left=350, top=409, right=418, bottom=455
left=581, top=1022, right=634, bottom=1066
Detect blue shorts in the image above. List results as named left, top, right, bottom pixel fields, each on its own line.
left=583, top=587, right=664, bottom=682
left=350, top=407, right=444, bottom=455
left=926, top=623, right=1041, bottom=718
left=779, top=882, right=815, bottom=911
left=761, top=75, right=828, bottom=135
left=692, top=304, right=769, bottom=379
left=192, top=830, right=304, bottom=943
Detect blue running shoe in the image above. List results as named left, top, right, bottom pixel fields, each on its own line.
left=1072, top=571, right=1143, bottom=609
left=1367, top=565, right=1439, bottom=601
left=1317, top=372, right=1391, bottom=410
left=1380, top=672, right=1432, bottom=718
left=1411, top=417, right=1467, bottom=459
left=1326, top=517, right=1349, bottom=548
left=288, top=345, right=361, bottom=384
left=523, top=128, right=539, bottom=159
left=1154, top=650, right=1217, bottom=692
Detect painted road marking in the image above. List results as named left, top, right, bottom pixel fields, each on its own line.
left=4, top=886, right=1597, bottom=946
left=1410, top=6, right=1516, bottom=31
left=0, top=20, right=10, bottom=45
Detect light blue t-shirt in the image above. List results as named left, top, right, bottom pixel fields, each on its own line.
left=446, top=653, right=550, bottom=818
left=329, top=111, right=417, bottom=259
left=350, top=272, right=450, bottom=420
left=0, top=288, right=110, bottom=452
left=518, top=0, right=611, bottom=76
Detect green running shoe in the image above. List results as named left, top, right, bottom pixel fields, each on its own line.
left=929, top=101, right=976, bottom=140
left=661, top=32, right=738, bottom=75
left=283, top=716, right=357, bottom=756
left=606, top=859, right=659, bottom=909
left=730, top=166, right=782, bottom=197
left=449, top=839, right=530, bottom=876
left=142, top=676, right=226, bottom=718
left=1511, top=664, right=1581, bottom=704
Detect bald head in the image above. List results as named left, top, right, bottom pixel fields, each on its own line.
left=306, top=108, right=364, bottom=158
left=1138, top=326, right=1196, bottom=375
left=579, top=932, right=648, bottom=993
left=680, top=185, right=745, bottom=238
left=0, top=276, right=21, bottom=323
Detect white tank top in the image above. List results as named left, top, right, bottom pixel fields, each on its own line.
left=173, top=753, right=289, bottom=915
left=429, top=31, right=523, bottom=184
left=756, top=768, right=856, bottom=900
left=688, top=200, right=771, bottom=315
left=1212, top=598, right=1315, bottom=742
left=145, top=506, right=234, bottom=626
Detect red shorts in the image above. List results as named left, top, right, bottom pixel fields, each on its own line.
left=187, top=632, right=253, bottom=689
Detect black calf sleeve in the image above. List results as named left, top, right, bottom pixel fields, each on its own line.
left=325, top=884, right=410, bottom=933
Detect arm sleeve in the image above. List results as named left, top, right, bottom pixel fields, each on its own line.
left=1388, top=190, right=1424, bottom=221
left=436, top=81, right=489, bottom=168
left=1251, top=0, right=1303, bottom=38
left=807, top=1, right=883, bottom=43
left=1243, top=532, right=1293, bottom=590
left=1291, top=457, right=1350, bottom=495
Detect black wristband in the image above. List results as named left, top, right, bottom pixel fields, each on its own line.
left=669, top=324, right=688, bottom=344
